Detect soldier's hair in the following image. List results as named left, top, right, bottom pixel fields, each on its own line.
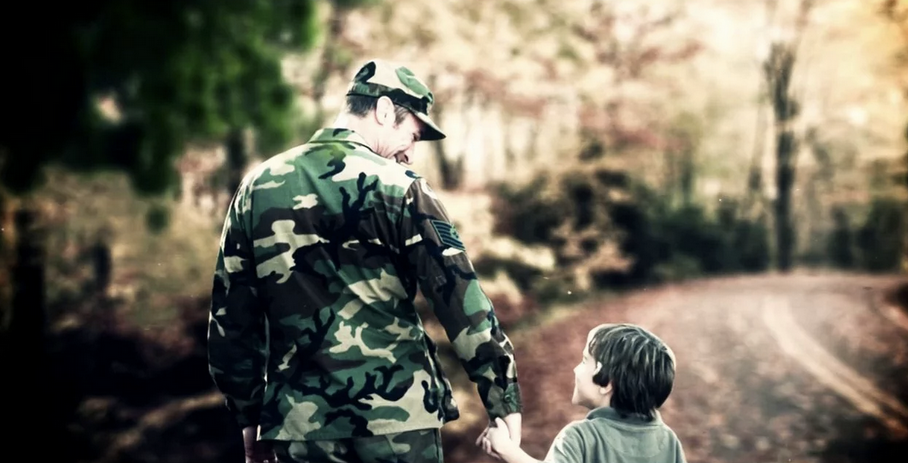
left=588, top=323, right=675, bottom=421
left=346, top=95, right=411, bottom=125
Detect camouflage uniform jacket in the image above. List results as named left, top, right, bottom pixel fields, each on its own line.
left=208, top=128, right=523, bottom=441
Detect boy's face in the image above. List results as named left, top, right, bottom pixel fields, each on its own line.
left=572, top=327, right=609, bottom=409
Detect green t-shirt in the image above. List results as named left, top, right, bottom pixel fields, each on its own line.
left=545, top=407, right=686, bottom=463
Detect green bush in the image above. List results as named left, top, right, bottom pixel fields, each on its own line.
left=491, top=165, right=772, bottom=298
left=731, top=213, right=772, bottom=272
left=145, top=203, right=171, bottom=234
left=826, top=206, right=856, bottom=269
left=856, top=197, right=905, bottom=272
left=493, top=173, right=575, bottom=246
left=492, top=166, right=633, bottom=294
left=613, top=196, right=770, bottom=284
left=472, top=256, right=545, bottom=292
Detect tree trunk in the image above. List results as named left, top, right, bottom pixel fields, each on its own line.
left=765, top=42, right=799, bottom=272
left=761, top=0, right=813, bottom=272
left=663, top=147, right=677, bottom=206
left=92, top=234, right=112, bottom=297
left=0, top=187, right=12, bottom=332
left=774, top=128, right=797, bottom=272
left=503, top=112, right=516, bottom=169
left=429, top=95, right=463, bottom=191
left=431, top=138, right=463, bottom=191
left=679, top=144, right=695, bottom=207
left=225, top=128, right=248, bottom=198
left=528, top=120, right=541, bottom=163
left=311, top=2, right=347, bottom=125
left=746, top=90, right=767, bottom=202
left=4, top=203, right=48, bottom=445
left=880, top=1, right=908, bottom=273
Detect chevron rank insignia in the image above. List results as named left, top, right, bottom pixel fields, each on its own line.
left=430, top=219, right=465, bottom=250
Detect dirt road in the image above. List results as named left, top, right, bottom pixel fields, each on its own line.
left=440, top=273, right=908, bottom=463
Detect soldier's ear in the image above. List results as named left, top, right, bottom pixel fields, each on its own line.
left=375, top=96, right=395, bottom=126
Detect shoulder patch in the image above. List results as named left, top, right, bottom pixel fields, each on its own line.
left=429, top=219, right=465, bottom=250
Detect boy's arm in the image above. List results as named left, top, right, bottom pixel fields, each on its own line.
left=498, top=445, right=543, bottom=463
left=399, top=179, right=523, bottom=425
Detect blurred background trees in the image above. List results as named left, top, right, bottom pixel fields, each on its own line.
left=880, top=0, right=908, bottom=273
left=0, top=0, right=322, bottom=456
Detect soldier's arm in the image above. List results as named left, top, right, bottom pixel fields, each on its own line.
left=399, top=178, right=522, bottom=422
left=208, top=184, right=268, bottom=429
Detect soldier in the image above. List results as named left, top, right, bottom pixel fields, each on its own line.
left=208, top=59, right=523, bottom=462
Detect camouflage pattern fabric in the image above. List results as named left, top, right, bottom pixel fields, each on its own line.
left=272, top=428, right=443, bottom=462
left=346, top=59, right=446, bottom=141
left=207, top=128, right=522, bottom=442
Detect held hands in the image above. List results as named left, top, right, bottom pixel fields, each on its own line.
left=243, top=426, right=276, bottom=463
left=475, top=415, right=521, bottom=461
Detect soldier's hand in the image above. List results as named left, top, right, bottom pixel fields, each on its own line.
left=243, top=426, right=276, bottom=463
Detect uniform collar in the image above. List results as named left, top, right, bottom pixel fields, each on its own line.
left=307, top=128, right=372, bottom=149
left=586, top=406, right=663, bottom=426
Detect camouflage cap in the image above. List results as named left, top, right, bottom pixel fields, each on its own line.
left=346, top=59, right=446, bottom=141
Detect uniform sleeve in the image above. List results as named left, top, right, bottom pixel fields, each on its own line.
left=543, top=423, right=585, bottom=463
left=398, top=178, right=522, bottom=421
left=207, top=183, right=268, bottom=428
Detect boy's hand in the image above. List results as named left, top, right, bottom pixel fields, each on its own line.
left=501, top=412, right=522, bottom=446
left=488, top=418, right=513, bottom=450
left=476, top=426, right=497, bottom=459
left=476, top=417, right=514, bottom=460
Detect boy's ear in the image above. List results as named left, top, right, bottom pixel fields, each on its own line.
left=599, top=382, right=612, bottom=395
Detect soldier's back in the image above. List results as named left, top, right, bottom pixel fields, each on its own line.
left=235, top=128, right=450, bottom=441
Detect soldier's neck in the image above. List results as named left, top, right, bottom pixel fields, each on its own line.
left=331, top=113, right=378, bottom=151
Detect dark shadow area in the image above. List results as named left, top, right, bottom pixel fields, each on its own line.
left=818, top=418, right=908, bottom=462
left=35, top=296, right=244, bottom=462
left=886, top=281, right=908, bottom=315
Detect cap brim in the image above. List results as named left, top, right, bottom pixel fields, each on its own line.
left=414, top=112, right=445, bottom=141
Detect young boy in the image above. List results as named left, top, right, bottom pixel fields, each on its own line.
left=479, top=323, right=685, bottom=463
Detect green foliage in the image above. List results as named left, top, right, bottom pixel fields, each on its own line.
left=333, top=0, right=381, bottom=9
left=826, top=206, right=855, bottom=269
left=493, top=174, right=569, bottom=246
left=856, top=197, right=905, bottom=272
left=0, top=1, right=320, bottom=197
left=492, top=165, right=635, bottom=298
left=145, top=203, right=172, bottom=234
left=492, top=165, right=772, bottom=299
left=612, top=196, right=770, bottom=284
left=472, top=256, right=544, bottom=293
